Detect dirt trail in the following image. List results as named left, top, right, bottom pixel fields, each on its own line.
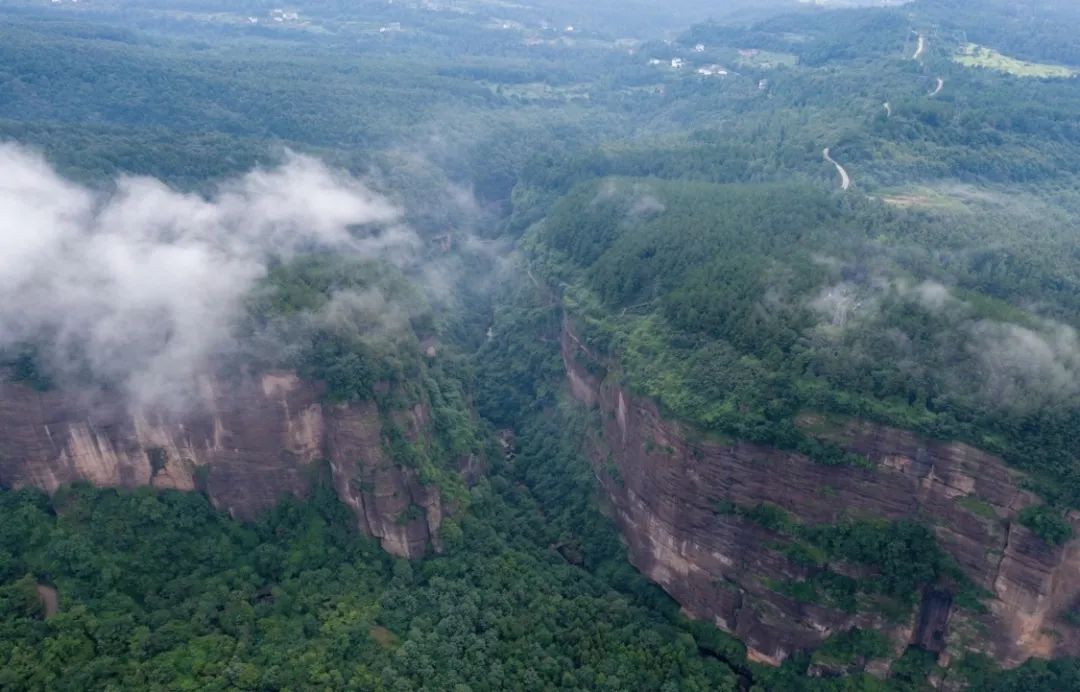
left=929, top=77, right=944, bottom=97
left=913, top=33, right=926, bottom=60
left=883, top=101, right=892, bottom=117
left=823, top=148, right=851, bottom=191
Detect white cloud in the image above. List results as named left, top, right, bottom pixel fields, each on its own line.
left=0, top=143, right=415, bottom=409
left=970, top=319, right=1080, bottom=411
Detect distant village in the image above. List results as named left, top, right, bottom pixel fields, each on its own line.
left=648, top=44, right=730, bottom=79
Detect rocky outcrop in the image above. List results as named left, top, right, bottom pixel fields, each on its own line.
left=0, top=371, right=447, bottom=558
left=561, top=320, right=1080, bottom=667
left=913, top=589, right=952, bottom=654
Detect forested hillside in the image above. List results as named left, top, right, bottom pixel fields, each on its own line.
left=526, top=177, right=1079, bottom=508
left=0, top=472, right=746, bottom=690
left=1, top=0, right=1079, bottom=688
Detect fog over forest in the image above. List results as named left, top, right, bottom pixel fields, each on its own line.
left=0, top=0, right=1079, bottom=690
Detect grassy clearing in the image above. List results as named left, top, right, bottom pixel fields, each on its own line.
left=480, top=81, right=592, bottom=101
left=876, top=186, right=967, bottom=211
left=956, top=496, right=998, bottom=519
left=953, top=43, right=1076, bottom=78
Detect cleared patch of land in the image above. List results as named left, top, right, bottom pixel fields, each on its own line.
left=369, top=625, right=398, bottom=649
left=877, top=186, right=965, bottom=211
left=36, top=584, right=59, bottom=617
left=480, top=81, right=592, bottom=102
left=736, top=49, right=797, bottom=69
left=881, top=194, right=931, bottom=207
left=954, top=43, right=1076, bottom=78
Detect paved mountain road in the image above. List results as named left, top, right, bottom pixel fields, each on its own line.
left=823, top=148, right=851, bottom=191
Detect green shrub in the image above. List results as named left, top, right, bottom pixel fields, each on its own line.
left=813, top=628, right=891, bottom=665
left=743, top=503, right=795, bottom=532
left=1018, top=505, right=1073, bottom=546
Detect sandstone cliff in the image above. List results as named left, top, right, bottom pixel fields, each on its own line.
left=561, top=320, right=1080, bottom=668
left=0, top=371, right=447, bottom=558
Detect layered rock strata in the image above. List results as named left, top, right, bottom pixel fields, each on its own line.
left=562, top=320, right=1080, bottom=666
left=0, top=372, right=444, bottom=558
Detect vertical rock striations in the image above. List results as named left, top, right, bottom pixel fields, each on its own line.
left=0, top=371, right=449, bottom=558
left=561, top=319, right=1080, bottom=667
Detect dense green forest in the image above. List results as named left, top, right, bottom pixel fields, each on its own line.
left=1, top=0, right=1079, bottom=688
left=5, top=430, right=1078, bottom=690
left=0, top=475, right=746, bottom=690
left=525, top=175, right=1079, bottom=511
left=2, top=341, right=1077, bottom=689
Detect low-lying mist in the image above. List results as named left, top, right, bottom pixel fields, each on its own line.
left=0, top=143, right=420, bottom=410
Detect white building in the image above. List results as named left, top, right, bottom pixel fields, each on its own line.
left=697, top=65, right=728, bottom=76
left=271, top=9, right=300, bottom=22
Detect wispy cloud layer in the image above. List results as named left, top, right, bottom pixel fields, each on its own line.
left=0, top=143, right=414, bottom=409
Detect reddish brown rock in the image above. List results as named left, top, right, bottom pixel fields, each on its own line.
left=561, top=319, right=1080, bottom=667
left=0, top=371, right=445, bottom=558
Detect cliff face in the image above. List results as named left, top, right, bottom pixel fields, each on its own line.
left=0, top=372, right=446, bottom=558
left=562, top=321, right=1080, bottom=668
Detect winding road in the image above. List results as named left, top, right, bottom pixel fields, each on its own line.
left=913, top=33, right=925, bottom=60
left=929, top=77, right=944, bottom=97
left=823, top=148, right=851, bottom=191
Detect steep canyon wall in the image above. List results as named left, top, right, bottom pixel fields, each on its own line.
left=0, top=372, right=445, bottom=558
left=562, top=320, right=1080, bottom=667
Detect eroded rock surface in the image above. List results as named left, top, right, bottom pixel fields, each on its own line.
left=0, top=371, right=444, bottom=558
left=561, top=320, right=1080, bottom=667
